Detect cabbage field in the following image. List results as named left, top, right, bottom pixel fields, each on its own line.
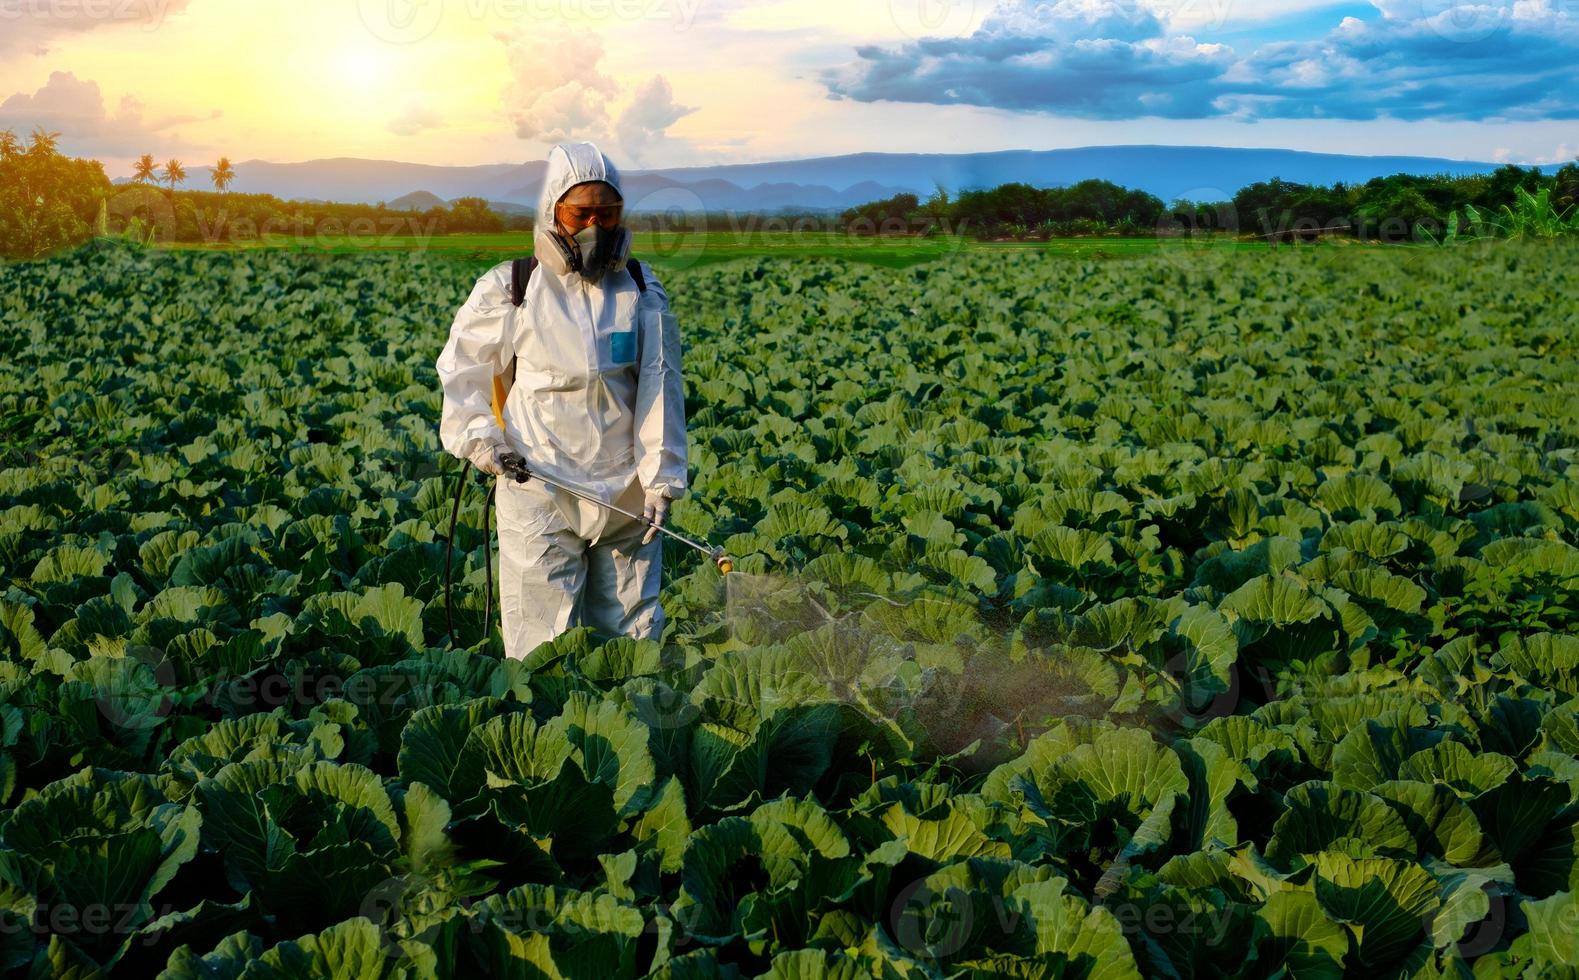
left=1, top=239, right=1578, bottom=978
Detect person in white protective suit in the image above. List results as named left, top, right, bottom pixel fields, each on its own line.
left=434, top=141, right=687, bottom=660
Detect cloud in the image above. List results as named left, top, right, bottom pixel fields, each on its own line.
left=615, top=76, right=697, bottom=163
left=0, top=0, right=192, bottom=57
left=495, top=26, right=619, bottom=143
left=0, top=70, right=219, bottom=157
left=494, top=26, right=698, bottom=162
left=823, top=0, right=1579, bottom=121
left=1528, top=141, right=1577, bottom=165
left=389, top=100, right=443, bottom=137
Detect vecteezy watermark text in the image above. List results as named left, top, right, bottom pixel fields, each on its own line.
left=0, top=0, right=179, bottom=28
left=356, top=0, right=701, bottom=44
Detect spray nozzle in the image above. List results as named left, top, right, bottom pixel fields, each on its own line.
left=712, top=549, right=734, bottom=575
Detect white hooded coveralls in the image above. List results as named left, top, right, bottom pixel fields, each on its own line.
left=434, top=142, right=688, bottom=660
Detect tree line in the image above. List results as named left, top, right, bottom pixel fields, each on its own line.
left=0, top=128, right=527, bottom=260
left=840, top=163, right=1579, bottom=242
left=6, top=125, right=1577, bottom=260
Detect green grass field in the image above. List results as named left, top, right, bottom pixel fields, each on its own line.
left=160, top=229, right=1356, bottom=267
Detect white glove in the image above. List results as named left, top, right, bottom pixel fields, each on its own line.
left=467, top=442, right=508, bottom=477
left=641, top=491, right=671, bottom=545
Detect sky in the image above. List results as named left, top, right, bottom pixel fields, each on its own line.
left=0, top=0, right=1575, bottom=180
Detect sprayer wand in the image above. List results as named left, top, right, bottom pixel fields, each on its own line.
left=499, top=452, right=734, bottom=575
left=443, top=451, right=733, bottom=649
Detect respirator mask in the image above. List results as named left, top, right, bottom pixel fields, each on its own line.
left=552, top=211, right=630, bottom=283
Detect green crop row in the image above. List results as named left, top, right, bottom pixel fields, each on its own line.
left=0, top=239, right=1576, bottom=977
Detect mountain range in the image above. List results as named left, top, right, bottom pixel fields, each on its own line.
left=115, top=145, right=1507, bottom=213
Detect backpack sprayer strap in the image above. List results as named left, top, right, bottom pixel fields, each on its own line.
left=489, top=256, right=539, bottom=428
left=509, top=255, right=540, bottom=307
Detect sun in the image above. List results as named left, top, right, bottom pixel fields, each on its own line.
left=330, top=43, right=395, bottom=92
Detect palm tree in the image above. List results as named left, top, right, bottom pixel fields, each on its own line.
left=0, top=129, right=20, bottom=161
left=133, top=154, right=159, bottom=184
left=211, top=156, right=235, bottom=192
left=27, top=127, right=60, bottom=155
left=162, top=158, right=186, bottom=198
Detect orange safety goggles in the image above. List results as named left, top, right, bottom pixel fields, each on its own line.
left=556, top=201, right=624, bottom=225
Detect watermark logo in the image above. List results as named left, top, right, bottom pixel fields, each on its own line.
left=358, top=874, right=424, bottom=958
left=627, top=185, right=707, bottom=272
left=890, top=878, right=975, bottom=960
left=358, top=0, right=445, bottom=44
left=1155, top=186, right=1240, bottom=274
left=104, top=183, right=176, bottom=245
left=889, top=0, right=980, bottom=39
left=1442, top=884, right=1507, bottom=957
left=1144, top=0, right=1239, bottom=32
left=95, top=643, right=176, bottom=732
left=1418, top=0, right=1511, bottom=42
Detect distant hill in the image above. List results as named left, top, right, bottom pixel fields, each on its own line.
left=113, top=146, right=1506, bottom=213
left=386, top=190, right=446, bottom=211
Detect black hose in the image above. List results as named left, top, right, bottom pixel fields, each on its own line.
left=443, top=463, right=466, bottom=649
left=444, top=463, right=499, bottom=650
left=483, top=479, right=494, bottom=642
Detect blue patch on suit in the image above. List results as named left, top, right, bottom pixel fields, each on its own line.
left=610, top=330, right=637, bottom=363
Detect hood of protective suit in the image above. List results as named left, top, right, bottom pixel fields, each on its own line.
left=533, top=141, right=631, bottom=278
